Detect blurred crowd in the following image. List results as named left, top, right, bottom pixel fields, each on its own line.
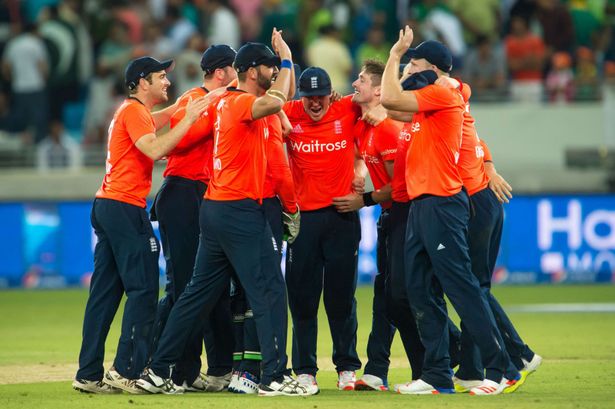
left=1, top=0, right=615, bottom=165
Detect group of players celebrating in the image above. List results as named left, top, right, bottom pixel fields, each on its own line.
left=72, top=26, right=541, bottom=397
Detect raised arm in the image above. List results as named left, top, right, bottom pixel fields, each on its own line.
left=380, top=26, right=420, bottom=113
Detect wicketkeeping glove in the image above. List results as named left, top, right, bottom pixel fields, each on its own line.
left=282, top=209, right=301, bottom=244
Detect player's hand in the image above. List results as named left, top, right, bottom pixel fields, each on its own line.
left=362, top=104, right=387, bottom=126
left=489, top=173, right=513, bottom=203
left=391, top=25, right=413, bottom=58
left=352, top=176, right=366, bottom=194
left=184, top=96, right=209, bottom=123
left=332, top=193, right=364, bottom=213
left=282, top=208, right=300, bottom=244
left=272, top=27, right=292, bottom=61
left=435, top=77, right=461, bottom=89
left=330, top=90, right=342, bottom=102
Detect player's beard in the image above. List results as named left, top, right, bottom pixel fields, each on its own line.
left=257, top=69, right=272, bottom=91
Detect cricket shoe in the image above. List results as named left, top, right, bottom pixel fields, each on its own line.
left=355, top=374, right=388, bottom=391
left=452, top=376, right=483, bottom=393
left=135, top=368, right=185, bottom=394
left=395, top=379, right=455, bottom=395
left=182, top=372, right=208, bottom=392
left=469, top=379, right=506, bottom=396
left=258, top=375, right=313, bottom=396
left=337, top=370, right=356, bottom=391
left=297, top=374, right=320, bottom=395
left=235, top=371, right=259, bottom=394
left=503, top=371, right=528, bottom=394
left=522, top=354, right=543, bottom=376
left=227, top=370, right=241, bottom=393
left=202, top=371, right=232, bottom=392
left=103, top=368, right=146, bottom=394
left=72, top=378, right=121, bottom=394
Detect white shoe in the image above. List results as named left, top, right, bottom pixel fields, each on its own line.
left=355, top=374, right=388, bottom=391
left=103, top=368, right=146, bottom=394
left=522, top=354, right=542, bottom=374
left=452, top=376, right=483, bottom=393
left=297, top=374, right=320, bottom=395
left=395, top=379, right=455, bottom=395
left=228, top=370, right=241, bottom=393
left=337, top=370, right=356, bottom=391
left=203, top=371, right=232, bottom=392
left=182, top=372, right=208, bottom=392
left=235, top=371, right=259, bottom=394
left=258, top=375, right=312, bottom=396
left=72, top=378, right=121, bottom=394
left=469, top=379, right=506, bottom=396
left=135, top=368, right=185, bottom=394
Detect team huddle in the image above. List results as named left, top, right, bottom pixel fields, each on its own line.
left=72, top=26, right=541, bottom=397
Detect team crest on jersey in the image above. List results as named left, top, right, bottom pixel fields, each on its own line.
left=292, top=124, right=303, bottom=134
left=334, top=120, right=343, bottom=135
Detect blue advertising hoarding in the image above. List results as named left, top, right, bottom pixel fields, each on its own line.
left=0, top=195, right=613, bottom=288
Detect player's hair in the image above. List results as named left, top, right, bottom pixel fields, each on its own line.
left=128, top=73, right=154, bottom=95
left=362, top=59, right=385, bottom=86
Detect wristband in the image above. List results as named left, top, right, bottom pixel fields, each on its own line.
left=280, top=59, right=293, bottom=70
left=362, top=192, right=377, bottom=207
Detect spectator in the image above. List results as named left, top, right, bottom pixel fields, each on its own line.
left=574, top=46, right=600, bottom=100
left=569, top=0, right=603, bottom=48
left=414, top=0, right=466, bottom=71
left=505, top=15, right=546, bottom=103
left=172, top=33, right=207, bottom=96
left=140, top=22, right=175, bottom=61
left=200, top=0, right=240, bottom=49
left=1, top=22, right=49, bottom=144
left=306, top=24, right=353, bottom=94
left=259, top=0, right=302, bottom=66
left=97, top=21, right=134, bottom=79
left=300, top=0, right=333, bottom=47
left=462, top=35, right=507, bottom=101
left=38, top=5, right=81, bottom=124
left=545, top=52, right=575, bottom=103
left=448, top=0, right=501, bottom=45
left=36, top=120, right=82, bottom=171
left=355, top=26, right=391, bottom=69
left=536, top=0, right=575, bottom=54
left=230, top=0, right=263, bottom=40
left=166, top=4, right=197, bottom=54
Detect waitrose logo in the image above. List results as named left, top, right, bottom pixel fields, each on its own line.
left=288, top=139, right=348, bottom=153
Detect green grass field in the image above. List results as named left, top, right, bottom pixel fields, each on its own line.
left=1, top=285, right=614, bottom=408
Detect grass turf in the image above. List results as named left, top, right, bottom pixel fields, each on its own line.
left=1, top=285, right=614, bottom=408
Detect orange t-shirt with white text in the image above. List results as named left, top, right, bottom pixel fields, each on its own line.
left=405, top=85, right=465, bottom=199
left=391, top=123, right=412, bottom=203
left=96, top=98, right=155, bottom=208
left=355, top=118, right=400, bottom=209
left=205, top=88, right=268, bottom=202
left=283, top=95, right=361, bottom=211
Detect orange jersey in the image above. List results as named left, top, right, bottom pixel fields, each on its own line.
left=480, top=138, right=493, bottom=162
left=96, top=98, right=156, bottom=208
left=391, top=123, right=412, bottom=203
left=205, top=88, right=268, bottom=202
left=165, top=87, right=214, bottom=184
left=264, top=114, right=298, bottom=213
left=405, top=85, right=465, bottom=200
left=355, top=118, right=400, bottom=209
left=457, top=83, right=489, bottom=196
left=283, top=95, right=361, bottom=211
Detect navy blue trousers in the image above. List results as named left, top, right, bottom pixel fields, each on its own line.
left=363, top=209, right=396, bottom=381
left=149, top=199, right=289, bottom=384
left=150, top=176, right=233, bottom=383
left=232, top=197, right=284, bottom=376
left=456, top=187, right=534, bottom=380
left=286, top=206, right=362, bottom=375
left=404, top=191, right=510, bottom=389
left=76, top=198, right=159, bottom=380
left=388, top=201, right=460, bottom=380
